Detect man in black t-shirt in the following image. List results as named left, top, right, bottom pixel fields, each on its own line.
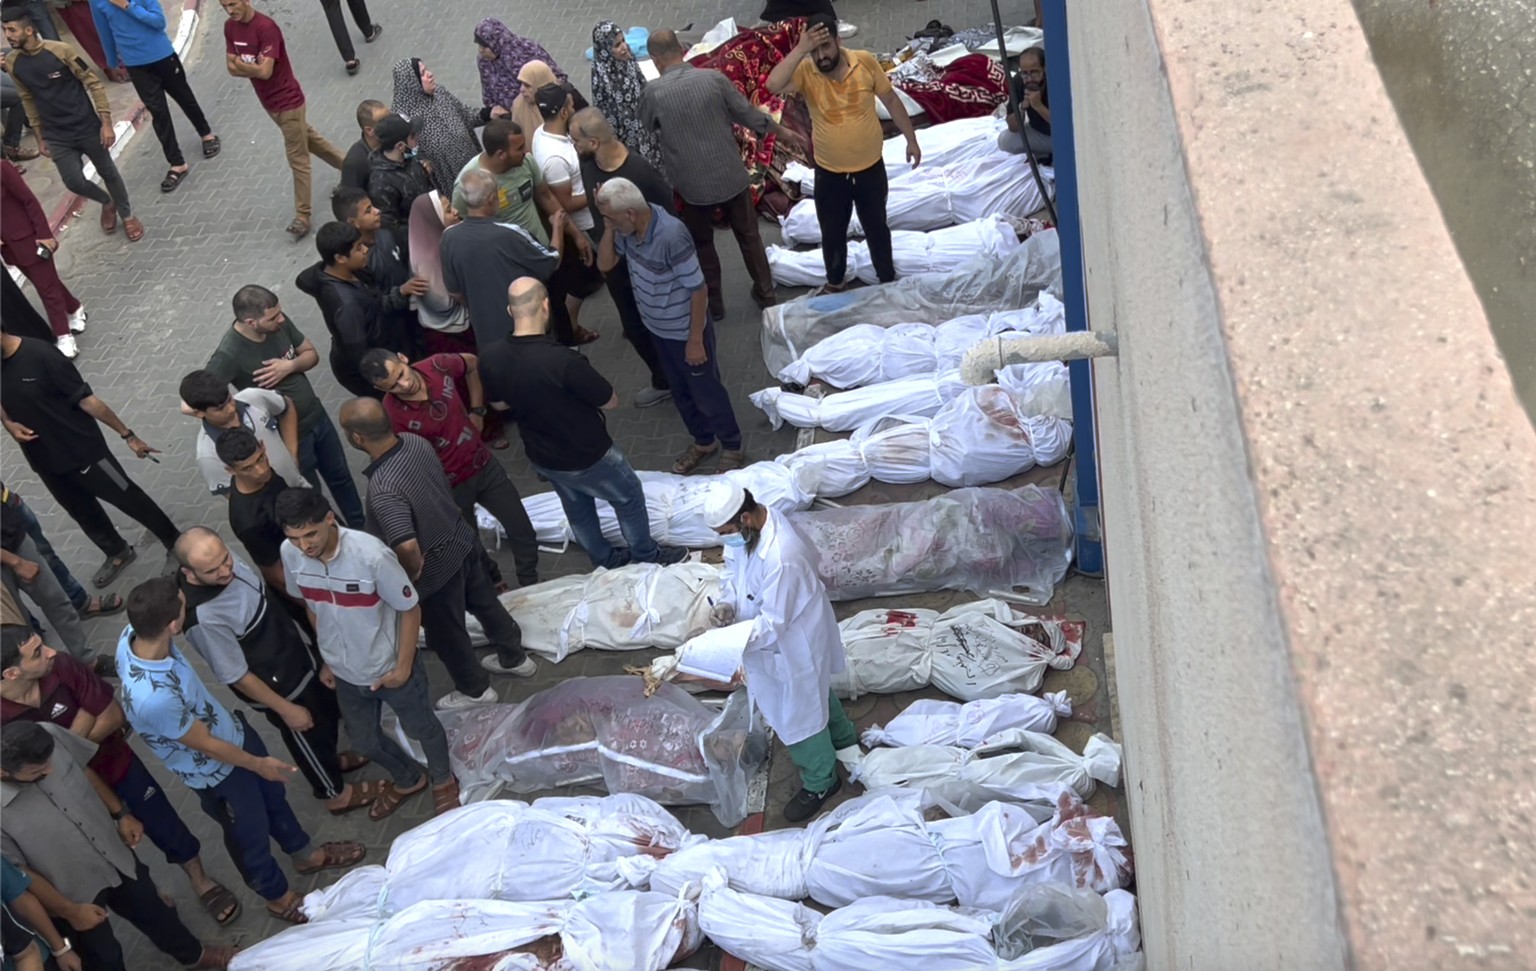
left=570, top=107, right=674, bottom=408
left=0, top=330, right=178, bottom=587
left=481, top=278, right=687, bottom=571
left=999, top=47, right=1051, bottom=160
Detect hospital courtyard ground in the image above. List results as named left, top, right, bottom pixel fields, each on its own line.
left=0, top=0, right=1117, bottom=964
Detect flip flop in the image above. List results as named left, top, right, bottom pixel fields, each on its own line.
left=79, top=592, right=125, bottom=618
left=197, top=883, right=241, bottom=925
left=202, top=135, right=221, bottom=158
left=92, top=547, right=137, bottom=588
left=160, top=168, right=188, bottom=193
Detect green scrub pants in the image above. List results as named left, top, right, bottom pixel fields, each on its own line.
left=785, top=691, right=859, bottom=794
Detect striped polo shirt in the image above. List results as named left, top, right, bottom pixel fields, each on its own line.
left=281, top=527, right=418, bottom=686
left=613, top=204, right=707, bottom=341
left=360, top=433, right=476, bottom=598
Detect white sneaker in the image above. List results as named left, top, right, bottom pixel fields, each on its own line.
left=633, top=387, right=672, bottom=408
left=54, top=333, right=79, bottom=358
left=837, top=20, right=858, bottom=38
left=435, top=686, right=498, bottom=711
left=481, top=655, right=537, bottom=677
left=67, top=306, right=87, bottom=333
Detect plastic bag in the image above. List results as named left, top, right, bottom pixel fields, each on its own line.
left=861, top=692, right=1072, bottom=749
left=997, top=891, right=1142, bottom=971
left=761, top=230, right=1062, bottom=378
left=786, top=486, right=1074, bottom=603
left=769, top=216, right=1022, bottom=286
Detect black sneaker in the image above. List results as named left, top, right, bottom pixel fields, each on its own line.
left=783, top=776, right=841, bottom=823
left=654, top=545, right=689, bottom=566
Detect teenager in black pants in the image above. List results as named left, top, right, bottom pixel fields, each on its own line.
left=0, top=329, right=179, bottom=588
left=175, top=527, right=380, bottom=815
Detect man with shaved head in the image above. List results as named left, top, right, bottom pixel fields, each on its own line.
left=175, top=527, right=371, bottom=814
left=339, top=399, right=533, bottom=715
left=479, top=279, right=687, bottom=570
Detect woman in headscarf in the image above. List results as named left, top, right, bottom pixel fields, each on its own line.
left=589, top=20, right=664, bottom=172
left=474, top=19, right=566, bottom=112
left=510, top=60, right=558, bottom=139
left=390, top=57, right=506, bottom=196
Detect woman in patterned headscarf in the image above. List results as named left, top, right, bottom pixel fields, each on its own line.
left=474, top=18, right=566, bottom=112
left=390, top=57, right=505, bottom=196
left=588, top=21, right=664, bottom=172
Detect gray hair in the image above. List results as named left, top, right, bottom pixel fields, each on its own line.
left=596, top=177, right=647, bottom=213
left=459, top=169, right=498, bottom=211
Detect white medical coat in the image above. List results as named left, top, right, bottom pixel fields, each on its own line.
left=718, top=507, right=847, bottom=745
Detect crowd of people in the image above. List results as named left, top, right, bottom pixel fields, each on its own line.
left=0, top=1, right=988, bottom=966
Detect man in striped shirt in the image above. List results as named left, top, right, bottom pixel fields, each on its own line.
left=275, top=486, right=456, bottom=819
left=596, top=178, right=746, bottom=476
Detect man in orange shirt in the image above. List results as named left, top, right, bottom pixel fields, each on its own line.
left=767, top=14, right=920, bottom=291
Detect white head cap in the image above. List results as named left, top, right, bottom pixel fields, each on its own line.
left=702, top=481, right=746, bottom=530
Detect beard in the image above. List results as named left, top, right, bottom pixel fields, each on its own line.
left=814, top=53, right=839, bottom=74
left=741, top=525, right=762, bottom=553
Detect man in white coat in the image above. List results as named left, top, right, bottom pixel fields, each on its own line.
left=704, top=481, right=856, bottom=822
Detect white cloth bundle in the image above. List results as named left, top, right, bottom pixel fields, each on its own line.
left=232, top=892, right=701, bottom=971
left=781, top=154, right=1054, bottom=245
left=752, top=371, right=970, bottom=432
left=697, top=869, right=1142, bottom=971
left=788, top=485, right=1075, bottom=603
left=767, top=216, right=1022, bottom=286
left=295, top=797, right=699, bottom=923
left=861, top=692, right=1072, bottom=748
left=471, top=561, right=720, bottom=661
left=761, top=230, right=1062, bottom=378
left=777, top=293, right=1065, bottom=389
left=852, top=730, right=1123, bottom=810
left=512, top=462, right=816, bottom=549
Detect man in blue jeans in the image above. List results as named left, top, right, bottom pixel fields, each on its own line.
left=0, top=485, right=122, bottom=621
left=116, top=576, right=365, bottom=924
left=205, top=284, right=366, bottom=527
left=480, top=277, right=688, bottom=570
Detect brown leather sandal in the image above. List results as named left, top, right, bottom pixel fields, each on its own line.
left=294, top=839, right=367, bottom=875
left=190, top=943, right=240, bottom=968
left=368, top=777, right=426, bottom=820
left=672, top=442, right=720, bottom=475
left=715, top=450, right=748, bottom=473
left=327, top=778, right=387, bottom=816
left=431, top=777, right=461, bottom=816
left=264, top=893, right=307, bottom=926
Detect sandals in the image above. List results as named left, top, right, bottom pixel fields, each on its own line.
left=716, top=450, right=748, bottom=473
left=264, top=895, right=307, bottom=926
left=188, top=943, right=239, bottom=968
left=79, top=592, right=125, bottom=618
left=123, top=217, right=145, bottom=242
left=432, top=777, right=461, bottom=816
left=573, top=326, right=601, bottom=345
left=202, top=135, right=221, bottom=158
left=672, top=442, right=720, bottom=475
left=197, top=883, right=241, bottom=925
left=100, top=203, right=118, bottom=234
left=160, top=168, right=187, bottom=192
left=286, top=218, right=310, bottom=240
left=338, top=751, right=370, bottom=774
left=368, top=777, right=426, bottom=820
left=344, top=59, right=360, bottom=76
left=327, top=778, right=387, bottom=816
left=92, top=546, right=137, bottom=588
left=293, top=839, right=367, bottom=875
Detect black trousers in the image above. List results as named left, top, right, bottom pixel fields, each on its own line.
left=419, top=548, right=525, bottom=696
left=55, top=858, right=203, bottom=970
left=320, top=0, right=376, bottom=61
left=126, top=53, right=211, bottom=168
left=245, top=673, right=346, bottom=800
left=34, top=452, right=179, bottom=558
left=814, top=160, right=895, bottom=286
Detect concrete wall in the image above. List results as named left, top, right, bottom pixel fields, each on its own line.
left=1074, top=1, right=1536, bottom=968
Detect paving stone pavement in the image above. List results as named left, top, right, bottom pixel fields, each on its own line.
left=0, top=0, right=1066, bottom=964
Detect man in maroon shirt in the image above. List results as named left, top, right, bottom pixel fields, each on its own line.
left=220, top=0, right=344, bottom=239
left=358, top=349, right=541, bottom=588
left=0, top=625, right=241, bottom=924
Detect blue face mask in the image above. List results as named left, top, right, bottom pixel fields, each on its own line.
left=721, top=532, right=747, bottom=548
